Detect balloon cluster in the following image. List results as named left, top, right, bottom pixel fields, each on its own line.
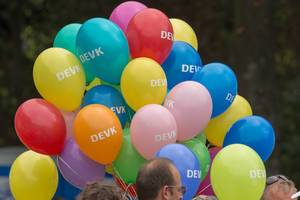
left=10, top=1, right=276, bottom=200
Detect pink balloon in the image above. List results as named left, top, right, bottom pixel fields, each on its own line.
left=164, top=81, right=212, bottom=141
left=197, top=147, right=221, bottom=195
left=109, top=1, right=147, bottom=32
left=130, top=104, right=177, bottom=159
left=60, top=110, right=78, bottom=139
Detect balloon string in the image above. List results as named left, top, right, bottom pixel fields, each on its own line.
left=197, top=183, right=211, bottom=195
left=57, top=156, right=86, bottom=184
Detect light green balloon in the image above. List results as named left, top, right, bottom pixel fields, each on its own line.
left=112, top=128, right=146, bottom=184
left=195, top=132, right=206, bottom=144
left=183, top=138, right=210, bottom=181
left=211, top=144, right=266, bottom=200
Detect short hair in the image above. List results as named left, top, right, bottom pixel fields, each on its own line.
left=136, top=158, right=176, bottom=200
left=76, top=181, right=123, bottom=200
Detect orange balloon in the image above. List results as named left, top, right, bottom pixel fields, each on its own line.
left=74, top=104, right=122, bottom=164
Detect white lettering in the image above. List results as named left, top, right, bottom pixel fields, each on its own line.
left=187, top=170, right=201, bottom=179
left=55, top=66, right=81, bottom=81
left=225, top=93, right=235, bottom=102
left=111, top=106, right=126, bottom=114
left=249, top=169, right=266, bottom=179
left=165, top=100, right=175, bottom=109
left=181, top=64, right=202, bottom=73
left=90, top=126, right=117, bottom=143
left=154, top=130, right=176, bottom=142
left=150, top=79, right=167, bottom=87
left=79, top=47, right=104, bottom=63
left=161, top=31, right=173, bottom=40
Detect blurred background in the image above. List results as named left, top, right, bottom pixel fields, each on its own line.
left=0, top=0, right=299, bottom=195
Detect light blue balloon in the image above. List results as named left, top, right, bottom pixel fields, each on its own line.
left=76, top=18, right=130, bottom=84
left=156, top=144, right=201, bottom=200
left=192, top=63, right=237, bottom=117
left=82, top=85, right=128, bottom=127
left=53, top=23, right=95, bottom=84
left=162, top=41, right=203, bottom=89
left=223, top=115, right=275, bottom=161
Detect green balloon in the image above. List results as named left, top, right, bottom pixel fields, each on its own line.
left=211, top=144, right=266, bottom=200
left=183, top=138, right=211, bottom=181
left=112, top=128, right=146, bottom=183
left=53, top=23, right=81, bottom=55
left=195, top=132, right=206, bottom=144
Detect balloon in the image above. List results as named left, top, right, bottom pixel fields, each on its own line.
left=156, top=144, right=201, bottom=200
left=14, top=98, right=66, bottom=155
left=101, top=79, right=121, bottom=92
left=60, top=110, right=78, bottom=139
left=195, top=132, right=206, bottom=144
left=57, top=139, right=105, bottom=189
left=9, top=151, right=58, bottom=200
left=113, top=128, right=146, bottom=183
left=33, top=48, right=86, bottom=111
left=205, top=95, right=253, bottom=147
left=76, top=18, right=129, bottom=84
left=183, top=138, right=211, bottom=181
left=73, top=104, right=123, bottom=164
left=192, top=63, right=238, bottom=117
left=223, top=115, right=275, bottom=161
left=126, top=8, right=173, bottom=64
left=131, top=104, right=177, bottom=159
left=53, top=23, right=81, bottom=56
left=197, top=147, right=221, bottom=196
left=121, top=57, right=167, bottom=111
left=109, top=1, right=147, bottom=32
left=164, top=81, right=212, bottom=141
left=162, top=41, right=203, bottom=89
left=86, top=77, right=101, bottom=91
left=211, top=144, right=266, bottom=200
left=82, top=85, right=128, bottom=127
left=170, top=18, right=198, bottom=50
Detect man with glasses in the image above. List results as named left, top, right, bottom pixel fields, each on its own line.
left=136, top=158, right=185, bottom=200
left=262, top=175, right=298, bottom=200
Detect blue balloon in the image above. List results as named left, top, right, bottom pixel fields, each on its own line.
left=162, top=41, right=203, bottom=89
left=223, top=115, right=275, bottom=161
left=156, top=144, right=201, bottom=200
left=76, top=18, right=130, bottom=84
left=192, top=63, right=237, bottom=117
left=82, top=85, right=128, bottom=127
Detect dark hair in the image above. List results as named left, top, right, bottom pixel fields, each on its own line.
left=136, top=158, right=176, bottom=200
left=76, top=181, right=123, bottom=200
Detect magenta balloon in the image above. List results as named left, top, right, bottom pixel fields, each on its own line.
left=130, top=104, right=177, bottom=159
left=109, top=1, right=147, bottom=32
left=57, top=139, right=105, bottom=189
left=197, top=147, right=221, bottom=195
left=164, top=81, right=212, bottom=141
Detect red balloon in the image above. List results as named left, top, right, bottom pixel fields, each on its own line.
left=14, top=98, right=66, bottom=155
left=126, top=8, right=173, bottom=64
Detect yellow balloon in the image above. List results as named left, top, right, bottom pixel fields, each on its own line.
left=9, top=151, right=58, bottom=200
left=33, top=48, right=86, bottom=111
left=86, top=77, right=101, bottom=91
left=170, top=18, right=198, bottom=50
left=121, top=57, right=167, bottom=111
left=106, top=164, right=114, bottom=175
left=205, top=95, right=252, bottom=147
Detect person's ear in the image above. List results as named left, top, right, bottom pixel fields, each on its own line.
left=162, top=185, right=171, bottom=199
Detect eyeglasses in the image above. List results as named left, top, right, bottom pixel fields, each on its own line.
left=266, top=175, right=289, bottom=185
left=167, top=185, right=186, bottom=195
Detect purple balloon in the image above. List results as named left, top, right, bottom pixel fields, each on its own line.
left=57, top=139, right=105, bottom=189
left=109, top=1, right=147, bottom=32
left=197, top=147, right=221, bottom=195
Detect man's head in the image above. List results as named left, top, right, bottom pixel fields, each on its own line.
left=76, top=181, right=123, bottom=200
left=136, top=158, right=185, bottom=200
left=262, top=175, right=298, bottom=200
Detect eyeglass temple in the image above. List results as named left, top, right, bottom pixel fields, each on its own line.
left=291, top=191, right=300, bottom=199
